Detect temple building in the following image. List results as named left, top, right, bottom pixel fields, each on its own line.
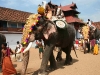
left=59, top=2, right=84, bottom=38
left=0, top=7, right=32, bottom=33
left=0, top=2, right=84, bottom=35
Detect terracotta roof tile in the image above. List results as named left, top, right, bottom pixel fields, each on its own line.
left=59, top=3, right=77, bottom=11
left=60, top=6, right=72, bottom=11
left=65, top=16, right=84, bottom=24
left=92, top=22, right=100, bottom=30
left=0, top=7, right=33, bottom=23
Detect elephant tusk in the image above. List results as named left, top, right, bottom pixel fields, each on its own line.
left=23, top=42, right=33, bottom=53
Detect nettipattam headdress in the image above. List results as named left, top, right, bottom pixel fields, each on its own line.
left=21, top=14, right=41, bottom=45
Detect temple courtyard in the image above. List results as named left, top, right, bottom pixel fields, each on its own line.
left=0, top=48, right=100, bottom=75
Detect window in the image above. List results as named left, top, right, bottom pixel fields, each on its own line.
left=11, top=24, right=17, bottom=28
left=8, top=22, right=17, bottom=28
left=18, top=23, right=25, bottom=28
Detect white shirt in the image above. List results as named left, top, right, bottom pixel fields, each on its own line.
left=16, top=44, right=22, bottom=49
left=87, top=21, right=91, bottom=26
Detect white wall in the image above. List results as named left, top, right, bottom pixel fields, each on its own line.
left=4, top=34, right=36, bottom=50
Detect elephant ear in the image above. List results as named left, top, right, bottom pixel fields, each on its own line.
left=43, top=23, right=56, bottom=39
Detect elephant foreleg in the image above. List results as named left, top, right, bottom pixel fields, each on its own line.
left=56, top=47, right=62, bottom=62
left=21, top=51, right=29, bottom=75
left=63, top=47, right=72, bottom=65
left=48, top=51, right=57, bottom=71
left=39, top=44, right=55, bottom=75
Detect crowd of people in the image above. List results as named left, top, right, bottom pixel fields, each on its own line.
left=74, top=38, right=99, bottom=55
left=0, top=38, right=45, bottom=75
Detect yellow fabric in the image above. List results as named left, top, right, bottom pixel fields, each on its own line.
left=93, top=44, right=98, bottom=55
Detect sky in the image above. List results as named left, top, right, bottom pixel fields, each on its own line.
left=0, top=0, right=100, bottom=22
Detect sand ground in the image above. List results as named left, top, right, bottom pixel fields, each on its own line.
left=0, top=47, right=100, bottom=75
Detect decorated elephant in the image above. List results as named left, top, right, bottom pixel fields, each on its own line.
left=0, top=33, right=6, bottom=65
left=18, top=13, right=76, bottom=75
left=80, top=25, right=90, bottom=53
left=80, top=24, right=98, bottom=53
left=16, top=1, right=77, bottom=75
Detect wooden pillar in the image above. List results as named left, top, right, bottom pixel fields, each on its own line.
left=17, top=23, right=18, bottom=28
left=7, top=21, right=8, bottom=31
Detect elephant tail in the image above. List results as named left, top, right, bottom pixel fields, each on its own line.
left=73, top=45, right=78, bottom=58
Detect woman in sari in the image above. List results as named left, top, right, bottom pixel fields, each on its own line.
left=1, top=42, right=17, bottom=75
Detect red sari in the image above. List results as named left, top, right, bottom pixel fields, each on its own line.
left=2, top=47, right=17, bottom=75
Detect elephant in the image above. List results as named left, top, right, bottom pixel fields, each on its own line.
left=80, top=25, right=99, bottom=53
left=89, top=26, right=100, bottom=40
left=78, top=25, right=90, bottom=53
left=0, top=33, right=6, bottom=66
left=19, top=14, right=76, bottom=75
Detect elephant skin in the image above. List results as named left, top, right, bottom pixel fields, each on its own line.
left=38, top=21, right=75, bottom=75
left=90, top=27, right=100, bottom=40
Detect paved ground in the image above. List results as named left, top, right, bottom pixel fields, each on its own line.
left=0, top=48, right=100, bottom=75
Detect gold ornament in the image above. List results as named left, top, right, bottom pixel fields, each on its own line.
left=37, top=6, right=45, bottom=15
left=21, top=14, right=41, bottom=45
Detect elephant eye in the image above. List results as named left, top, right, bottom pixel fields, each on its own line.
left=32, top=26, right=37, bottom=31
left=36, top=23, right=40, bottom=27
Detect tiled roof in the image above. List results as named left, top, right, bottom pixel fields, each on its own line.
left=65, top=16, right=84, bottom=24
left=0, top=7, right=33, bottom=23
left=92, top=22, right=100, bottom=30
left=59, top=3, right=77, bottom=11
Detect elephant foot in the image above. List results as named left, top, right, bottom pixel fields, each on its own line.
left=84, top=51, right=87, bottom=54
left=64, top=60, right=72, bottom=65
left=38, top=72, right=48, bottom=75
left=70, top=57, right=72, bottom=62
left=46, top=66, right=57, bottom=72
left=56, top=57, right=62, bottom=62
left=38, top=69, right=48, bottom=75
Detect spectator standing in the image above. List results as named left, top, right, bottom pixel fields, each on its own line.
left=1, top=42, right=17, bottom=75
left=93, top=40, right=99, bottom=55
left=90, top=39, right=95, bottom=53
left=15, top=41, right=23, bottom=61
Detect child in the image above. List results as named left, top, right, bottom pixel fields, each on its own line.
left=93, top=40, right=98, bottom=55
left=15, top=41, right=23, bottom=62
left=38, top=39, right=43, bottom=59
left=35, top=40, right=39, bottom=49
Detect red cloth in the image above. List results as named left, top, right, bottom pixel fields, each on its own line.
left=90, top=39, right=95, bottom=46
left=21, top=48, right=24, bottom=52
left=75, top=40, right=79, bottom=44
left=2, top=56, right=17, bottom=75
